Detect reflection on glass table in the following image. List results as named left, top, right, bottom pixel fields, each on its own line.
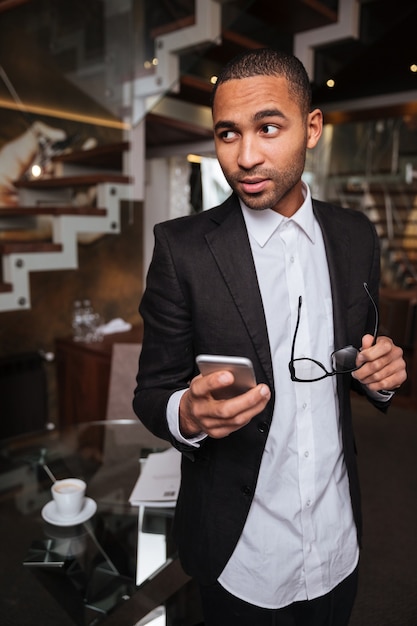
left=0, top=419, right=189, bottom=626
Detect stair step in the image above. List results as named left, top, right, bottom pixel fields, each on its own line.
left=366, top=203, right=417, bottom=209
left=333, top=198, right=417, bottom=211
left=391, top=250, right=417, bottom=262
left=14, top=174, right=131, bottom=189
left=336, top=182, right=417, bottom=195
left=0, top=281, right=12, bottom=293
left=386, top=239, right=417, bottom=250
left=379, top=232, right=417, bottom=240
left=329, top=199, right=416, bottom=214
left=341, top=191, right=417, bottom=198
left=52, top=142, right=130, bottom=170
left=0, top=241, right=62, bottom=254
left=372, top=217, right=417, bottom=226
left=0, top=206, right=107, bottom=217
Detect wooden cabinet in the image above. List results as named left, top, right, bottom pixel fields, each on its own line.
left=55, top=326, right=142, bottom=427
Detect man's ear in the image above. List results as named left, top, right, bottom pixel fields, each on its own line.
left=306, top=108, right=323, bottom=149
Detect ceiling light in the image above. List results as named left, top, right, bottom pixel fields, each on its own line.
left=187, top=154, right=202, bottom=164
left=144, top=58, right=158, bottom=69
left=210, top=75, right=218, bottom=84
left=410, top=64, right=417, bottom=73
left=326, top=79, right=335, bottom=88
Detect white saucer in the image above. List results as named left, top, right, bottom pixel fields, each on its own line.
left=41, top=497, right=97, bottom=527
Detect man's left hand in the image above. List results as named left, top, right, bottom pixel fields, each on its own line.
left=352, top=334, right=407, bottom=393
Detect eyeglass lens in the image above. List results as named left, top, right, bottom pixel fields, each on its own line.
left=331, top=345, right=359, bottom=372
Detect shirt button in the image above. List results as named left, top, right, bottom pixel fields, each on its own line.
left=290, top=256, right=295, bottom=263
left=241, top=485, right=252, bottom=497
left=304, top=451, right=309, bottom=458
left=302, top=402, right=307, bottom=410
left=306, top=499, right=312, bottom=507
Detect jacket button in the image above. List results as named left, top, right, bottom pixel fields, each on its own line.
left=257, top=421, right=269, bottom=433
left=241, top=485, right=252, bottom=496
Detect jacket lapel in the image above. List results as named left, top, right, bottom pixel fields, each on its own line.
left=204, top=195, right=274, bottom=388
left=313, top=200, right=351, bottom=350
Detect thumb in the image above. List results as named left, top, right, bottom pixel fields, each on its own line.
left=361, top=333, right=376, bottom=350
left=356, top=334, right=375, bottom=364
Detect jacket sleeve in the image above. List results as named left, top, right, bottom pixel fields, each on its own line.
left=133, top=222, right=197, bottom=448
left=348, top=215, right=392, bottom=413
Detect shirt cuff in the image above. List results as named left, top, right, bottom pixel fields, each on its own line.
left=363, top=386, right=395, bottom=402
left=166, top=388, right=208, bottom=447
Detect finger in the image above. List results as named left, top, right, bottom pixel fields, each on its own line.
left=192, top=383, right=271, bottom=438
left=356, top=335, right=381, bottom=367
left=353, top=344, right=406, bottom=390
left=360, top=333, right=376, bottom=351
left=190, top=370, right=234, bottom=399
left=356, top=335, right=391, bottom=367
left=359, top=366, right=406, bottom=392
left=193, top=382, right=269, bottom=423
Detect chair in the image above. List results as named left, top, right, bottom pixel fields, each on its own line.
left=105, top=342, right=170, bottom=450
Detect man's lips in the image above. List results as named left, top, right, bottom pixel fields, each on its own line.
left=239, top=178, right=269, bottom=194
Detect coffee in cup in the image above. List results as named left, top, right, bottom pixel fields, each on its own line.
left=51, top=478, right=86, bottom=519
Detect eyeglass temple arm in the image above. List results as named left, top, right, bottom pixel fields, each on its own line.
left=363, top=282, right=378, bottom=346
left=289, top=296, right=303, bottom=378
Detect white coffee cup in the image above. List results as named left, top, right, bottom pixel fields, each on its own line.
left=51, top=478, right=86, bottom=519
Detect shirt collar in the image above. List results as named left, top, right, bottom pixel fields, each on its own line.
left=239, top=182, right=316, bottom=247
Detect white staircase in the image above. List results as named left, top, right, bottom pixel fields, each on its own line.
left=0, top=144, right=133, bottom=311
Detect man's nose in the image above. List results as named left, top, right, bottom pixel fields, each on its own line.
left=237, top=136, right=264, bottom=170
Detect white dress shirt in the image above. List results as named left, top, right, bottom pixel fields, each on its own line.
left=218, top=185, right=359, bottom=607
left=167, top=184, right=360, bottom=608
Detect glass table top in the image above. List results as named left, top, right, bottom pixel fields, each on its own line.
left=0, top=420, right=188, bottom=626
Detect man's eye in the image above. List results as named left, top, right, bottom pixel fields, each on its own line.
left=261, top=124, right=278, bottom=135
left=220, top=130, right=237, bottom=140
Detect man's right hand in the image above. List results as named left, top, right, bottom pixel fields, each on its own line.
left=179, top=370, right=271, bottom=439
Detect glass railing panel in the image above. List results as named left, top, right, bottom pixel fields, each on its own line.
left=0, top=0, right=134, bottom=173
left=0, top=1, right=265, bottom=131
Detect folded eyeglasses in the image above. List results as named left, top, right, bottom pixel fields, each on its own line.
left=288, top=283, right=378, bottom=383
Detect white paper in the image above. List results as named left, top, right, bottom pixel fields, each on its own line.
left=136, top=506, right=168, bottom=586
left=97, top=317, right=132, bottom=335
left=129, top=447, right=181, bottom=507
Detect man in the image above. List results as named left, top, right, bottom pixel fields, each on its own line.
left=133, top=49, right=406, bottom=625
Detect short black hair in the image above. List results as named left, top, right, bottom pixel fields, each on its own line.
left=211, top=48, right=312, bottom=116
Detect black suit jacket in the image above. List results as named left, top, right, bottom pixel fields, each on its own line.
left=133, top=193, right=389, bottom=585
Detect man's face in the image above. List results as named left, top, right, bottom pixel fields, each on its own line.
left=212, top=75, right=322, bottom=217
